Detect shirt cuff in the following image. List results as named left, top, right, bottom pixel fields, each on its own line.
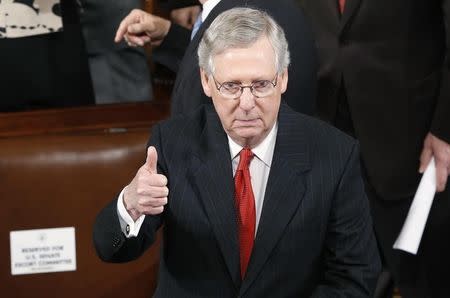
left=116, top=187, right=145, bottom=238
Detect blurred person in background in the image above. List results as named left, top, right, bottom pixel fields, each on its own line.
left=301, top=0, right=450, bottom=297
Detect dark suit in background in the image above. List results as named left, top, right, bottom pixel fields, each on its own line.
left=153, top=0, right=318, bottom=116
left=94, top=103, right=380, bottom=297
left=301, top=0, right=450, bottom=296
left=0, top=0, right=94, bottom=112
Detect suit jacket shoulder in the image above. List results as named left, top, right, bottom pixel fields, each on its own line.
left=277, top=103, right=358, bottom=163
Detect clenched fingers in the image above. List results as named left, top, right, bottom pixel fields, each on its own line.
left=138, top=196, right=168, bottom=207
left=136, top=194, right=168, bottom=216
left=136, top=185, right=169, bottom=198
left=115, top=9, right=146, bottom=42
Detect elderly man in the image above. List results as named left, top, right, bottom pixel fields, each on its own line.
left=94, top=7, right=380, bottom=297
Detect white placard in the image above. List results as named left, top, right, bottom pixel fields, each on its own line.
left=10, top=227, right=76, bottom=275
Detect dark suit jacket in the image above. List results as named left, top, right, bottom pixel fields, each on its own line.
left=93, top=103, right=381, bottom=297
left=302, top=0, right=450, bottom=199
left=153, top=0, right=317, bottom=116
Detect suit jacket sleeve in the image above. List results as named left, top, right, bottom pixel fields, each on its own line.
left=92, top=124, right=166, bottom=262
left=430, top=0, right=450, bottom=143
left=152, top=23, right=191, bottom=73
left=311, top=143, right=381, bottom=297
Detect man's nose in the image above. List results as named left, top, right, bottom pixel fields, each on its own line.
left=239, top=87, right=256, bottom=111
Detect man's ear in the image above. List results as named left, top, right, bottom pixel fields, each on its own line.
left=280, top=69, right=288, bottom=94
left=200, top=68, right=212, bottom=97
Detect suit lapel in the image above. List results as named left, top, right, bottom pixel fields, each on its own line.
left=187, top=106, right=241, bottom=288
left=339, top=0, right=362, bottom=34
left=240, top=105, right=311, bottom=295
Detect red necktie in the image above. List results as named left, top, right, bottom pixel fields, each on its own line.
left=339, top=0, right=346, bottom=14
left=234, top=148, right=256, bottom=279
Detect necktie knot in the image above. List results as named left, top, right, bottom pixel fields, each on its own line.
left=237, top=148, right=254, bottom=171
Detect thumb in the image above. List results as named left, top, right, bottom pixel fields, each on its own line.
left=144, top=146, right=158, bottom=173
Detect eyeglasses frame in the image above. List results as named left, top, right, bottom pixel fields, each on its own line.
left=211, top=73, right=279, bottom=99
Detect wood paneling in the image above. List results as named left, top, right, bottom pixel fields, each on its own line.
left=0, top=102, right=169, bottom=138
left=0, top=101, right=169, bottom=297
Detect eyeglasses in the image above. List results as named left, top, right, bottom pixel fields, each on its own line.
left=212, top=74, right=278, bottom=99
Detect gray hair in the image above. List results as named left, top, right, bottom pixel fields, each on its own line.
left=198, top=7, right=290, bottom=75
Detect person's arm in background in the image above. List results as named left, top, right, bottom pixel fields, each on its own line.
left=115, top=9, right=171, bottom=47
left=418, top=0, right=450, bottom=192
left=115, top=8, right=191, bottom=72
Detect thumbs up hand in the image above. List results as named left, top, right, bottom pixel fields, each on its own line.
left=124, top=146, right=169, bottom=221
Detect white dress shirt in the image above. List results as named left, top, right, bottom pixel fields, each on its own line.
left=201, top=0, right=222, bottom=22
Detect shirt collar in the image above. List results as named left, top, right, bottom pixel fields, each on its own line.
left=202, top=0, right=222, bottom=21
left=228, top=122, right=278, bottom=167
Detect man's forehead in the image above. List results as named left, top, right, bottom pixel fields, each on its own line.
left=211, top=41, right=277, bottom=79
left=213, top=37, right=275, bottom=59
